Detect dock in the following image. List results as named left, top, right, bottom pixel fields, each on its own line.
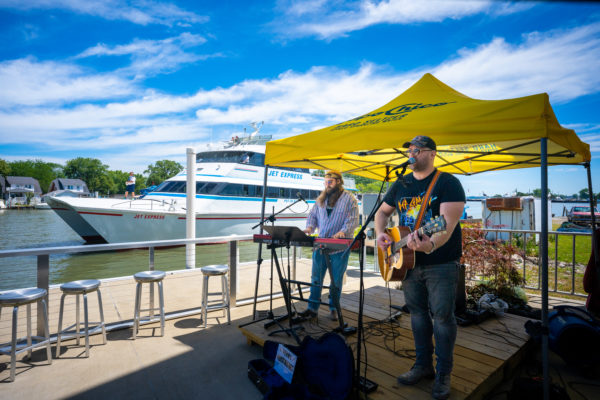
left=0, top=259, right=596, bottom=399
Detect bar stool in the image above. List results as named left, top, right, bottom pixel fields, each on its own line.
left=56, top=279, right=107, bottom=358
left=201, top=264, right=231, bottom=328
left=0, top=288, right=52, bottom=382
left=133, top=270, right=166, bottom=339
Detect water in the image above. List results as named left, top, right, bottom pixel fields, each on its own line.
left=0, top=209, right=376, bottom=291
left=0, top=209, right=263, bottom=290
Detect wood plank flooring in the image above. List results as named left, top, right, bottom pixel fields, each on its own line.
left=239, top=284, right=532, bottom=399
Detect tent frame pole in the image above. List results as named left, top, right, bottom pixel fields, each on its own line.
left=251, top=166, right=269, bottom=320
left=540, top=138, right=549, bottom=400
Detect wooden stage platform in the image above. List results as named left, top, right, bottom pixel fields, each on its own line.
left=239, top=283, right=532, bottom=399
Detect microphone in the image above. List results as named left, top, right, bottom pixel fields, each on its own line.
left=391, top=157, right=416, bottom=172
left=296, top=192, right=308, bottom=204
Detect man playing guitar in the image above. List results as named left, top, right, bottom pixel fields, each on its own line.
left=375, top=136, right=465, bottom=400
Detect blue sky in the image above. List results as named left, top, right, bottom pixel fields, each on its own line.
left=0, top=0, right=599, bottom=197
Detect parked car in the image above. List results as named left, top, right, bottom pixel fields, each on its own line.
left=566, top=206, right=600, bottom=226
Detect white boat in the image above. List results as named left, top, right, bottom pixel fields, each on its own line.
left=47, top=130, right=351, bottom=244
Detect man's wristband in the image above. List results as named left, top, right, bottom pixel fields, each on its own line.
left=425, top=239, right=436, bottom=254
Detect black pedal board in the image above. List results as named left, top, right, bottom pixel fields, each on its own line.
left=356, top=376, right=378, bottom=393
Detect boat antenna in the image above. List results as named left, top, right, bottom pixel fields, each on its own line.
left=249, top=121, right=264, bottom=137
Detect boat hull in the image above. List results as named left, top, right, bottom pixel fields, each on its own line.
left=47, top=196, right=308, bottom=243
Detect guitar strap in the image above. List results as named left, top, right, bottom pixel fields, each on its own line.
left=414, top=170, right=442, bottom=230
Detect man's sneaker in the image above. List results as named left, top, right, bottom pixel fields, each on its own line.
left=329, top=309, right=338, bottom=321
left=432, top=374, right=451, bottom=399
left=298, top=309, right=317, bottom=319
left=396, top=364, right=435, bottom=385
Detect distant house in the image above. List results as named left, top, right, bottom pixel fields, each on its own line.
left=48, top=178, right=90, bottom=195
left=3, top=176, right=43, bottom=206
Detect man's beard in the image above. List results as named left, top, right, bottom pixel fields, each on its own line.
left=317, top=184, right=343, bottom=207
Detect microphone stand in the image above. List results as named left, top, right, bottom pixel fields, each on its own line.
left=242, top=197, right=305, bottom=327
left=345, top=166, right=400, bottom=395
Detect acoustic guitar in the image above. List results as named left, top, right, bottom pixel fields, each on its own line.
left=377, top=215, right=447, bottom=282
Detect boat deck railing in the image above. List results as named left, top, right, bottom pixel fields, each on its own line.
left=0, top=235, right=258, bottom=335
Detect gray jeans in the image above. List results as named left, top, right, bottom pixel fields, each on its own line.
left=402, top=261, right=459, bottom=375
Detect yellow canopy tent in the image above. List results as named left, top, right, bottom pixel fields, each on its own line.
left=262, top=73, right=594, bottom=399
left=265, top=73, right=590, bottom=180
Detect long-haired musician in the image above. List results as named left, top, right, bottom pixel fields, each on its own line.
left=375, top=136, right=465, bottom=400
left=301, top=170, right=359, bottom=321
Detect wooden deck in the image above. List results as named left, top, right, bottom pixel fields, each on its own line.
left=240, top=279, right=532, bottom=399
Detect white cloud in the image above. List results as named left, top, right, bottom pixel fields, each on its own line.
left=433, top=23, right=600, bottom=102
left=77, top=33, right=217, bottom=78
left=0, top=0, right=208, bottom=26
left=0, top=57, right=136, bottom=106
left=272, top=0, right=524, bottom=40
left=1, top=22, right=599, bottom=174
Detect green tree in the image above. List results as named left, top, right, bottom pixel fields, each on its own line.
left=64, top=158, right=108, bottom=193
left=144, top=160, right=183, bottom=186
left=99, top=170, right=125, bottom=195
left=579, top=188, right=590, bottom=200
left=0, top=159, right=10, bottom=178
left=8, top=159, right=63, bottom=192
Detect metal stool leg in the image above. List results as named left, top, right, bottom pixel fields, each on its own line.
left=149, top=282, right=155, bottom=319
left=75, top=294, right=80, bottom=346
left=133, top=283, right=142, bottom=339
left=202, top=275, right=208, bottom=328
left=158, top=281, right=165, bottom=336
left=10, top=306, right=18, bottom=382
left=97, top=289, right=107, bottom=344
left=83, top=293, right=90, bottom=357
left=56, top=293, right=66, bottom=358
left=41, top=299, right=52, bottom=364
left=223, top=274, right=231, bottom=324
left=220, top=275, right=226, bottom=318
left=26, top=303, right=32, bottom=359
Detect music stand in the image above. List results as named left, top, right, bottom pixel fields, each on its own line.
left=262, top=225, right=312, bottom=343
left=263, top=225, right=313, bottom=245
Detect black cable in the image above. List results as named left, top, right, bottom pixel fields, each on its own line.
left=474, top=323, right=521, bottom=348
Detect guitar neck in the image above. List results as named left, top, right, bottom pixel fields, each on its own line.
left=394, top=226, right=425, bottom=249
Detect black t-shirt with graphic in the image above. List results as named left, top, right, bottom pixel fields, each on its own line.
left=382, top=170, right=466, bottom=266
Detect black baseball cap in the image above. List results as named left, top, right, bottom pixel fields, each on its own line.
left=402, top=135, right=436, bottom=150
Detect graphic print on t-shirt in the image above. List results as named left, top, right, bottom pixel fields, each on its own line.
left=397, top=193, right=438, bottom=230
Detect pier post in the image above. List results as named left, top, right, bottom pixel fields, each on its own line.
left=37, top=254, right=49, bottom=336
left=149, top=247, right=155, bottom=270
left=186, top=148, right=196, bottom=269
left=229, top=241, right=238, bottom=306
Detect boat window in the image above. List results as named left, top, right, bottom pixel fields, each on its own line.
left=198, top=182, right=218, bottom=194
left=196, top=151, right=265, bottom=167
left=220, top=183, right=244, bottom=196
left=155, top=181, right=186, bottom=193
left=278, top=166, right=310, bottom=174
left=309, top=190, right=320, bottom=200
left=267, top=186, right=279, bottom=198
left=299, top=189, right=310, bottom=200
left=242, top=185, right=255, bottom=197
left=249, top=153, right=265, bottom=166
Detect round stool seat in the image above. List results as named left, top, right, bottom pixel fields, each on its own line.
left=201, top=264, right=229, bottom=276
left=0, top=288, right=47, bottom=306
left=60, top=279, right=101, bottom=294
left=134, top=270, right=166, bottom=283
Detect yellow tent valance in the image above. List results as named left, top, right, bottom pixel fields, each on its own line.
left=265, top=73, right=591, bottom=181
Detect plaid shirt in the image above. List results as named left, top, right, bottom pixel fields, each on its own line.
left=306, top=190, right=359, bottom=239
